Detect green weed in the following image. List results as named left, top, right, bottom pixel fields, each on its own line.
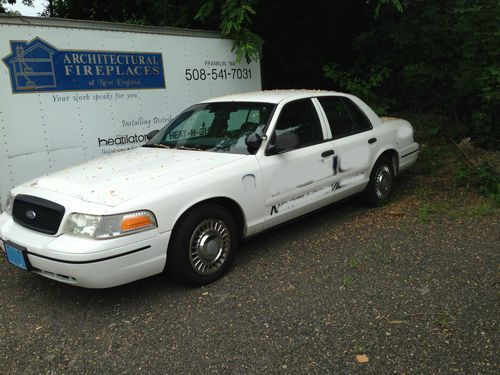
left=341, top=275, right=353, bottom=287
left=348, top=258, right=360, bottom=269
left=353, top=344, right=365, bottom=354
left=435, top=315, right=451, bottom=330
left=468, top=202, right=498, bottom=217
left=418, top=203, right=431, bottom=222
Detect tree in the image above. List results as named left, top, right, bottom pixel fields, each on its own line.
left=0, top=0, right=33, bottom=13
left=45, top=0, right=402, bottom=63
left=195, top=0, right=262, bottom=63
left=45, top=1, right=205, bottom=28
left=323, top=0, right=499, bottom=146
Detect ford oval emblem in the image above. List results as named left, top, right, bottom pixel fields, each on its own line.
left=26, top=210, right=36, bottom=220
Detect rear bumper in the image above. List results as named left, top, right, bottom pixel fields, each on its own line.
left=398, top=142, right=419, bottom=173
left=0, top=212, right=170, bottom=288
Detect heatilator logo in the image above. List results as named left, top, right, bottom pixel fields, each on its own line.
left=98, top=133, right=148, bottom=147
left=2, top=37, right=165, bottom=93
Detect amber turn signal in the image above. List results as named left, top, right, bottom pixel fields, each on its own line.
left=121, top=214, right=155, bottom=232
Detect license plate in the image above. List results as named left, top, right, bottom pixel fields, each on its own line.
left=4, top=242, right=30, bottom=271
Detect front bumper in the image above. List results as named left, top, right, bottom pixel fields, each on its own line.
left=0, top=213, right=170, bottom=288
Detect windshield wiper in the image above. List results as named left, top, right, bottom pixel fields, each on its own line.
left=176, top=145, right=205, bottom=151
left=143, top=143, right=171, bottom=149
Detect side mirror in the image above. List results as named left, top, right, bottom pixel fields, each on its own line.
left=268, top=131, right=299, bottom=154
left=146, top=129, right=160, bottom=140
left=245, top=132, right=262, bottom=154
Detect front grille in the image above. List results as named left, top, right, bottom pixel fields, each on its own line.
left=12, top=195, right=65, bottom=235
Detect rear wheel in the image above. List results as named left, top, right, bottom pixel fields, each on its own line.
left=363, top=156, right=394, bottom=206
left=166, top=203, right=238, bottom=285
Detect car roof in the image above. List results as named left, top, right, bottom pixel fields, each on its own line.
left=201, top=89, right=346, bottom=104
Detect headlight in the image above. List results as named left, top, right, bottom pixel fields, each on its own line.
left=4, top=193, right=14, bottom=215
left=64, top=210, right=157, bottom=239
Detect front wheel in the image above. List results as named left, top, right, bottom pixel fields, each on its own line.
left=166, top=203, right=238, bottom=285
left=363, top=156, right=394, bottom=206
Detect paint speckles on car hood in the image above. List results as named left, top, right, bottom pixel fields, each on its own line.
left=25, top=147, right=246, bottom=206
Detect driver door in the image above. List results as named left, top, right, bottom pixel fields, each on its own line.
left=257, top=98, right=337, bottom=229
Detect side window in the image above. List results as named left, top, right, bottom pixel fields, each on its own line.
left=273, top=99, right=324, bottom=150
left=341, top=98, right=372, bottom=133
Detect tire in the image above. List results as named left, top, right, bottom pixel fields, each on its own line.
left=166, top=203, right=238, bottom=286
left=363, top=156, right=394, bottom=207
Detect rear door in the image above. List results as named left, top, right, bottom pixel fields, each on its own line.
left=316, top=96, right=378, bottom=198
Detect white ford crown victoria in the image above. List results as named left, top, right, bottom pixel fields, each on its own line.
left=0, top=90, right=419, bottom=288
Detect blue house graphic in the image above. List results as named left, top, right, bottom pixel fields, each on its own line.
left=3, top=38, right=57, bottom=92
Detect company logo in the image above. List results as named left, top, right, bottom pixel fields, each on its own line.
left=2, top=37, right=165, bottom=93
left=98, top=133, right=148, bottom=147
left=25, top=210, right=36, bottom=220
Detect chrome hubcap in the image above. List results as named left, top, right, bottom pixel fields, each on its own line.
left=189, top=219, right=231, bottom=275
left=375, top=165, right=392, bottom=199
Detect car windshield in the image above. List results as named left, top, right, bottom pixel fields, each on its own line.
left=145, top=102, right=275, bottom=154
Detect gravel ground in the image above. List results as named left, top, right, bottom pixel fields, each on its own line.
left=0, top=174, right=498, bottom=374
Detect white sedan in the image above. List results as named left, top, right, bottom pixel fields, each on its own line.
left=0, top=90, right=419, bottom=288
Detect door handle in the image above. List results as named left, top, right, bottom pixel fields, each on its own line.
left=321, top=150, right=334, bottom=157
left=368, top=137, right=377, bottom=144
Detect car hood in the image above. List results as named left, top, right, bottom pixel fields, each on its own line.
left=23, top=147, right=246, bottom=207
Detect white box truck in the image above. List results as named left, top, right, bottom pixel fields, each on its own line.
left=0, top=16, right=262, bottom=210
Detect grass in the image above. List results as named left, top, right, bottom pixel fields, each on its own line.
left=468, top=202, right=498, bottom=217
left=418, top=203, right=432, bottom=223
left=416, top=196, right=499, bottom=223
left=341, top=275, right=353, bottom=287
left=417, top=201, right=456, bottom=222
left=347, top=258, right=360, bottom=269
left=407, top=131, right=499, bottom=211
left=382, top=254, right=394, bottom=265
left=206, top=328, right=221, bottom=337
left=353, top=344, right=365, bottom=354
left=434, top=315, right=452, bottom=330
left=413, top=144, right=449, bottom=175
